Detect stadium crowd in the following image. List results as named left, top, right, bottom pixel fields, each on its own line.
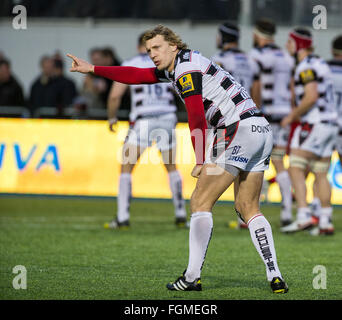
left=0, top=47, right=130, bottom=119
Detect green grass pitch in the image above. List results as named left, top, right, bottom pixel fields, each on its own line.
left=0, top=196, right=341, bottom=300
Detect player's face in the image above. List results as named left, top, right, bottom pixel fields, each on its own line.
left=216, top=33, right=222, bottom=49
left=253, top=33, right=259, bottom=48
left=145, top=35, right=178, bottom=72
left=286, top=37, right=296, bottom=56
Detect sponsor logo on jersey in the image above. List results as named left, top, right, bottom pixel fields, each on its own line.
left=182, top=52, right=190, bottom=60
left=251, top=124, right=271, bottom=133
left=300, top=69, right=316, bottom=84
left=179, top=74, right=195, bottom=94
left=228, top=155, right=249, bottom=163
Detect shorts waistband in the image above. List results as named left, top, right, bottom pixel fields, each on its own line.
left=135, top=112, right=174, bottom=120
left=321, top=120, right=338, bottom=125
left=264, top=115, right=281, bottom=124
left=216, top=110, right=264, bottom=130
left=301, top=121, right=338, bottom=126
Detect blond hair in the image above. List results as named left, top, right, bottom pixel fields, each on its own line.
left=142, top=24, right=188, bottom=50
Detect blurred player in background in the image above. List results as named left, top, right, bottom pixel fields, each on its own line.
left=328, top=35, right=342, bottom=165
left=308, top=34, right=342, bottom=235
left=104, top=32, right=187, bottom=229
left=281, top=28, right=338, bottom=235
left=250, top=19, right=295, bottom=227
left=211, top=22, right=260, bottom=229
left=211, top=22, right=260, bottom=102
left=66, top=24, right=288, bottom=294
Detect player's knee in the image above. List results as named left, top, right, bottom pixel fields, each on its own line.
left=309, top=159, right=330, bottom=174
left=190, top=193, right=213, bottom=213
left=289, top=154, right=309, bottom=170
left=271, top=148, right=286, bottom=161
left=121, top=163, right=135, bottom=173
left=164, top=163, right=177, bottom=172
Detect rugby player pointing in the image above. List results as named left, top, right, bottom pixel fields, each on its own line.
left=67, top=25, right=288, bottom=293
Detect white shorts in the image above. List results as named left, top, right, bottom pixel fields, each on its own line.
left=205, top=116, right=273, bottom=172
left=125, top=113, right=177, bottom=151
left=270, top=123, right=290, bottom=148
left=335, top=129, right=342, bottom=155
left=290, top=122, right=338, bottom=158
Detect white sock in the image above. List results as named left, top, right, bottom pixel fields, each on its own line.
left=311, top=197, right=321, bottom=218
left=168, top=170, right=186, bottom=218
left=276, top=171, right=293, bottom=221
left=185, top=211, right=213, bottom=282
left=117, top=173, right=131, bottom=223
left=319, top=207, right=332, bottom=227
left=297, top=207, right=311, bottom=221
left=247, top=214, right=282, bottom=281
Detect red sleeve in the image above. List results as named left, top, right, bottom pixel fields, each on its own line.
left=183, top=94, right=207, bottom=165
left=94, top=66, right=159, bottom=84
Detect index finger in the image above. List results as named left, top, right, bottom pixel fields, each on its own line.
left=66, top=53, right=78, bottom=61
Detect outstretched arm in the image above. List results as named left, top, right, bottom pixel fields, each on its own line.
left=66, top=53, right=160, bottom=84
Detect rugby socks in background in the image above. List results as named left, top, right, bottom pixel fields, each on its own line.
left=247, top=214, right=283, bottom=282
left=297, top=207, right=312, bottom=221
left=117, top=173, right=132, bottom=223
left=320, top=207, right=333, bottom=228
left=311, top=197, right=321, bottom=219
left=276, top=171, right=293, bottom=221
left=185, top=212, right=213, bottom=282
left=168, top=170, right=187, bottom=219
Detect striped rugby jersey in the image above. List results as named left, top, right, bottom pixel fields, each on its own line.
left=155, top=49, right=257, bottom=129
left=327, top=59, right=342, bottom=128
left=249, top=44, right=294, bottom=120
left=294, top=54, right=337, bottom=124
left=122, top=53, right=176, bottom=121
left=211, top=48, right=259, bottom=95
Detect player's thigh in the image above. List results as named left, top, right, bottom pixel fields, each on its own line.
left=152, top=113, right=177, bottom=152
left=271, top=123, right=290, bottom=149
left=121, top=142, right=146, bottom=171
left=190, top=164, right=236, bottom=213
left=289, top=148, right=318, bottom=160
left=271, top=154, right=286, bottom=172
left=161, top=147, right=177, bottom=168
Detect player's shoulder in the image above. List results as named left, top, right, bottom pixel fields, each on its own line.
left=296, top=54, right=329, bottom=83
left=252, top=44, right=280, bottom=58
left=249, top=47, right=262, bottom=59
left=300, top=54, right=328, bottom=73
left=327, top=58, right=342, bottom=68
left=211, top=49, right=237, bottom=66
left=211, top=50, right=223, bottom=61
left=174, top=49, right=204, bottom=80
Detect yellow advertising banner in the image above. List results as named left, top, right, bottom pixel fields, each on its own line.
left=0, top=118, right=341, bottom=204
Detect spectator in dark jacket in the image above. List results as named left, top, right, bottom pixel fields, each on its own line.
left=50, top=57, right=77, bottom=115
left=0, top=58, right=25, bottom=106
left=30, top=54, right=77, bottom=117
left=29, top=55, right=55, bottom=112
